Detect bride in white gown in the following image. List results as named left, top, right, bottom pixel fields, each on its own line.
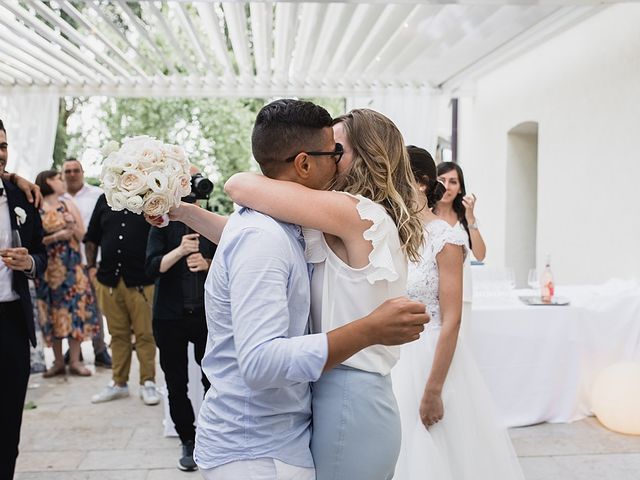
left=392, top=146, right=525, bottom=480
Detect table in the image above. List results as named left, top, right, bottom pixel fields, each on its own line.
left=466, top=280, right=640, bottom=427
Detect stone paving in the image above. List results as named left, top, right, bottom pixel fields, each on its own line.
left=15, top=347, right=640, bottom=480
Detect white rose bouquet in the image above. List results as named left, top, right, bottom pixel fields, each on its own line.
left=100, top=136, right=192, bottom=217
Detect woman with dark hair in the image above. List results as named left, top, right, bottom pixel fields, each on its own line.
left=392, top=148, right=524, bottom=480
left=34, top=170, right=98, bottom=377
left=434, top=162, right=486, bottom=261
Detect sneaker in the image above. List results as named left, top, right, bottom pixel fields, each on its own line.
left=178, top=440, right=198, bottom=472
left=94, top=350, right=113, bottom=368
left=91, top=381, right=129, bottom=403
left=139, top=380, right=160, bottom=406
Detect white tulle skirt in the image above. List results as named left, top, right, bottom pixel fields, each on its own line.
left=391, top=325, right=526, bottom=480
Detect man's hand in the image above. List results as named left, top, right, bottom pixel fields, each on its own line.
left=179, top=233, right=200, bottom=257
left=87, top=266, right=97, bottom=284
left=186, top=252, right=209, bottom=272
left=363, top=296, right=430, bottom=346
left=14, top=174, right=43, bottom=208
left=0, top=247, right=34, bottom=271
left=419, top=389, right=444, bottom=429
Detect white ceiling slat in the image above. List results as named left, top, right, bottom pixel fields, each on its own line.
left=290, top=3, right=328, bottom=80
left=273, top=2, right=300, bottom=82
left=112, top=0, right=172, bottom=73
left=57, top=0, right=152, bottom=81
left=173, top=2, right=215, bottom=74
left=325, top=4, right=386, bottom=75
left=24, top=0, right=135, bottom=81
left=3, top=55, right=53, bottom=86
left=0, top=62, right=36, bottom=86
left=345, top=4, right=416, bottom=75
left=145, top=1, right=198, bottom=74
left=249, top=2, right=273, bottom=79
left=0, top=3, right=117, bottom=85
left=307, top=3, right=357, bottom=77
left=3, top=43, right=69, bottom=86
left=223, top=3, right=254, bottom=77
left=0, top=1, right=605, bottom=96
left=377, top=6, right=451, bottom=78
left=362, top=4, right=443, bottom=77
left=0, top=70, right=17, bottom=86
left=0, top=30, right=83, bottom=83
left=194, top=2, right=235, bottom=76
left=104, top=0, right=171, bottom=75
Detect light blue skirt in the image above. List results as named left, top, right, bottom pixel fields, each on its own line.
left=311, top=365, right=401, bottom=480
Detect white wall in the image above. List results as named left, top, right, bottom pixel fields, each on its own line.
left=457, top=4, right=640, bottom=284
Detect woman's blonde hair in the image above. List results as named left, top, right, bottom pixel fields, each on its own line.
left=332, top=109, right=424, bottom=262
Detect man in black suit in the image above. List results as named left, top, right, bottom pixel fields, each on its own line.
left=0, top=118, right=47, bottom=479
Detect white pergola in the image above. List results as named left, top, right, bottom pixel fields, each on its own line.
left=0, top=0, right=610, bottom=97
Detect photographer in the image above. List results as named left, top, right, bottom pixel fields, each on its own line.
left=144, top=171, right=215, bottom=472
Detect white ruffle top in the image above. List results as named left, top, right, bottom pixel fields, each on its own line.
left=303, top=193, right=408, bottom=375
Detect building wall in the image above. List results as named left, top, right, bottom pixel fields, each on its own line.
left=457, top=4, right=640, bottom=284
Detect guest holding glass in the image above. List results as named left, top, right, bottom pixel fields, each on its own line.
left=34, top=170, right=98, bottom=377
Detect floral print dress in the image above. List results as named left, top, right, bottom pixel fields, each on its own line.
left=35, top=202, right=99, bottom=345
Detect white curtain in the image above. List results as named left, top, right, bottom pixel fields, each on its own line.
left=346, top=85, right=441, bottom=154
left=0, top=93, right=59, bottom=181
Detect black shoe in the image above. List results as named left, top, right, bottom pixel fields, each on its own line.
left=63, top=350, right=83, bottom=365
left=94, top=350, right=113, bottom=368
left=178, top=440, right=197, bottom=472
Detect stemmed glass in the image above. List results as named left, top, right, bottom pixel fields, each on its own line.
left=527, top=268, right=539, bottom=291
left=0, top=229, right=22, bottom=249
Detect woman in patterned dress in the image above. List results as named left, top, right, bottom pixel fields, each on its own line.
left=34, top=170, right=98, bottom=377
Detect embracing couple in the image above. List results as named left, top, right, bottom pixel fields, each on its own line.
left=155, top=99, right=428, bottom=480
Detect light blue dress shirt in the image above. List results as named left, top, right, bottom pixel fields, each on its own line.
left=195, top=208, right=328, bottom=470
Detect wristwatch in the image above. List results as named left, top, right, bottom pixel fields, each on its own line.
left=468, top=222, right=479, bottom=230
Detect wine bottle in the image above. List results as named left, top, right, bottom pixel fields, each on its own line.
left=540, top=254, right=555, bottom=304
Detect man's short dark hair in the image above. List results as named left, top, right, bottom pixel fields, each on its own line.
left=0, top=118, right=5, bottom=134
left=251, top=99, right=333, bottom=177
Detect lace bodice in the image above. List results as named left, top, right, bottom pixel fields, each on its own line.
left=406, top=219, right=467, bottom=326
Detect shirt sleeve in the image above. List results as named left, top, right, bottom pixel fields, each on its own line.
left=145, top=226, right=167, bottom=279
left=226, top=227, right=327, bottom=390
left=83, top=194, right=104, bottom=245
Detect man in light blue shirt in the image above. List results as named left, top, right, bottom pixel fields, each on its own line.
left=170, top=100, right=428, bottom=479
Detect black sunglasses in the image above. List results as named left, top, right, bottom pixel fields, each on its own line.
left=285, top=143, right=344, bottom=164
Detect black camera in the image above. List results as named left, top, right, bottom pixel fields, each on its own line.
left=183, top=173, right=214, bottom=203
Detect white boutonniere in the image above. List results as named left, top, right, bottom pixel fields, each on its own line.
left=14, top=206, right=27, bottom=225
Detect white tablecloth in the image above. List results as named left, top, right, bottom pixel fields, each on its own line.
left=467, top=281, right=640, bottom=427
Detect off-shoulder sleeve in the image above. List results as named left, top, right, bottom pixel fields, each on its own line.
left=428, top=220, right=468, bottom=260
left=350, top=193, right=400, bottom=284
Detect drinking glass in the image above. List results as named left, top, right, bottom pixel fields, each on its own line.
left=506, top=268, right=516, bottom=289
left=527, top=268, right=539, bottom=290
left=0, top=230, right=22, bottom=249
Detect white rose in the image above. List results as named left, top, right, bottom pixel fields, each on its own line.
left=102, top=171, right=118, bottom=190
left=125, top=195, right=144, bottom=214
left=165, top=159, right=183, bottom=176
left=109, top=192, right=128, bottom=211
left=14, top=207, right=27, bottom=225
left=176, top=174, right=192, bottom=197
left=161, top=144, right=187, bottom=164
left=143, top=192, right=171, bottom=217
left=147, top=170, right=169, bottom=193
left=100, top=140, right=120, bottom=157
left=120, top=135, right=154, bottom=154
left=118, top=170, right=147, bottom=195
